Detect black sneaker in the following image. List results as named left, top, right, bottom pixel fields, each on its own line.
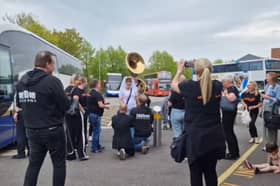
left=255, top=167, right=260, bottom=174
left=12, top=154, right=26, bottom=159
left=119, top=148, right=126, bottom=160
left=79, top=156, right=89, bottom=161
left=224, top=153, right=239, bottom=160
left=66, top=153, right=77, bottom=161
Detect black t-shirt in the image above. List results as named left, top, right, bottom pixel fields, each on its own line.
left=87, top=89, right=104, bottom=116
left=178, top=80, right=226, bottom=163
left=179, top=80, right=223, bottom=125
left=72, top=87, right=87, bottom=108
left=242, top=92, right=261, bottom=108
left=226, top=86, right=239, bottom=98
left=169, top=90, right=185, bottom=109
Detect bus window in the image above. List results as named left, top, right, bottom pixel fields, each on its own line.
left=266, top=60, right=280, bottom=70
left=0, top=45, right=13, bottom=108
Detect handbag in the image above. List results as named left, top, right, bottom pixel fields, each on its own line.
left=66, top=99, right=80, bottom=116
left=240, top=109, right=251, bottom=126
left=170, top=131, right=187, bottom=163
left=271, top=103, right=280, bottom=129
left=220, top=96, right=237, bottom=111
left=65, top=86, right=80, bottom=116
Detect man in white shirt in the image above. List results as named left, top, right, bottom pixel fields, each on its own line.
left=119, top=77, right=138, bottom=113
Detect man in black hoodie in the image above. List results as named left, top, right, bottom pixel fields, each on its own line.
left=17, top=51, right=70, bottom=186
left=130, top=94, right=154, bottom=154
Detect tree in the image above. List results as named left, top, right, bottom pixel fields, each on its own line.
left=213, top=59, right=224, bottom=64
left=4, top=13, right=95, bottom=75
left=147, top=50, right=177, bottom=75
left=87, top=46, right=128, bottom=80
left=146, top=51, right=193, bottom=80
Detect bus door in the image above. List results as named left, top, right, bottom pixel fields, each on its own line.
left=0, top=44, right=15, bottom=148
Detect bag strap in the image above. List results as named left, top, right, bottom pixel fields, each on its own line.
left=126, top=88, right=133, bottom=105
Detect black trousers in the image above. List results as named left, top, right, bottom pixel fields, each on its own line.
left=16, top=117, right=29, bottom=155
left=65, top=114, right=87, bottom=158
left=222, top=111, right=240, bottom=156
left=188, top=154, right=218, bottom=186
left=249, top=110, right=259, bottom=138
left=24, top=126, right=66, bottom=186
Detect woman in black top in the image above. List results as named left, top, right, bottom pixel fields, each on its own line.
left=242, top=81, right=262, bottom=144
left=172, top=59, right=225, bottom=186
left=65, top=76, right=88, bottom=161
left=169, top=77, right=185, bottom=138
left=221, top=76, right=240, bottom=160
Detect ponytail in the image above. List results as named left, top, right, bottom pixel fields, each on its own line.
left=199, top=68, right=212, bottom=105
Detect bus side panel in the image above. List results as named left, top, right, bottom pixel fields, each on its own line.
left=0, top=115, right=16, bottom=149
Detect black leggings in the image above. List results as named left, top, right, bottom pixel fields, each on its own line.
left=249, top=110, right=259, bottom=138
left=222, top=111, right=240, bottom=156
left=65, top=114, right=87, bottom=158
left=188, top=154, right=218, bottom=186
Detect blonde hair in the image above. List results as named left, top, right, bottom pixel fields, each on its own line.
left=194, top=58, right=213, bottom=105
left=119, top=103, right=128, bottom=113
left=247, top=81, right=259, bottom=96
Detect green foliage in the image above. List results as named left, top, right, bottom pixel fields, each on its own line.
left=146, top=50, right=177, bottom=75
left=4, top=13, right=95, bottom=78
left=3, top=13, right=194, bottom=81
left=87, top=46, right=128, bottom=80
left=146, top=51, right=193, bottom=80
left=213, top=59, right=224, bottom=64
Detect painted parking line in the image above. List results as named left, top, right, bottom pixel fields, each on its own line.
left=218, top=138, right=263, bottom=185
left=233, top=166, right=255, bottom=179
left=221, top=183, right=240, bottom=186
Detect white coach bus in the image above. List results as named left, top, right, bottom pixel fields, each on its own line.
left=0, top=24, right=83, bottom=148
left=211, top=58, right=280, bottom=94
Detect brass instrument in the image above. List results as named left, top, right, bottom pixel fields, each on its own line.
left=126, top=52, right=147, bottom=94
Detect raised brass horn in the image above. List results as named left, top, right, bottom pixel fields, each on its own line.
left=126, top=52, right=146, bottom=94
left=126, top=52, right=145, bottom=74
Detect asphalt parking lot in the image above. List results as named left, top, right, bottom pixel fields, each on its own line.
left=0, top=97, right=279, bottom=186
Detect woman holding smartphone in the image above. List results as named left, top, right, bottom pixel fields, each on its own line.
left=172, top=59, right=225, bottom=186
left=242, top=81, right=262, bottom=144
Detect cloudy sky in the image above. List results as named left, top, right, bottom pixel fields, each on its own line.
left=0, top=0, right=280, bottom=61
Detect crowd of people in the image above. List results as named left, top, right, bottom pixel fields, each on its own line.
left=13, top=51, right=154, bottom=185
left=11, top=50, right=280, bottom=186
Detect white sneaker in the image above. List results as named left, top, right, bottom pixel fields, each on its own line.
left=119, top=148, right=126, bottom=160
left=249, top=138, right=254, bottom=144
left=88, top=136, right=92, bottom=141
left=254, top=138, right=260, bottom=144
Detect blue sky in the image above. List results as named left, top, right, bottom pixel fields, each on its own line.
left=0, top=0, right=280, bottom=61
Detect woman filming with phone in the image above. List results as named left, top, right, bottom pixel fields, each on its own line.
left=172, top=59, right=225, bottom=186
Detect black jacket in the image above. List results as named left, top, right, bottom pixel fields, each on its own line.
left=16, top=68, right=70, bottom=129
left=130, top=105, right=154, bottom=138
left=112, top=113, right=134, bottom=150
left=179, top=80, right=226, bottom=164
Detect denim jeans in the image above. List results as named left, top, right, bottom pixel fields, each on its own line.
left=24, top=126, right=66, bottom=186
left=89, top=113, right=102, bottom=152
left=134, top=137, right=150, bottom=151
left=170, top=108, right=185, bottom=138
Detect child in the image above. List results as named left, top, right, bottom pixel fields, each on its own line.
left=244, top=143, right=280, bottom=174
left=112, top=103, right=135, bottom=160
left=130, top=94, right=154, bottom=154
